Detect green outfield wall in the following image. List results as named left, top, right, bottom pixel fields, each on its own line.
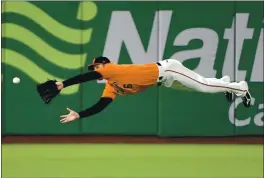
left=2, top=1, right=263, bottom=136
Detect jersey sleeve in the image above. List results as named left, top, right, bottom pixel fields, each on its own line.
left=95, top=64, right=115, bottom=79
left=101, top=82, right=117, bottom=100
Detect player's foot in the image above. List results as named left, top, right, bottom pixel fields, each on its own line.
left=242, top=91, right=252, bottom=107
left=225, top=92, right=235, bottom=102
left=221, top=76, right=235, bottom=102
left=239, top=81, right=251, bottom=107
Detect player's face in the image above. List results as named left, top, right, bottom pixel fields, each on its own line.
left=94, top=64, right=104, bottom=70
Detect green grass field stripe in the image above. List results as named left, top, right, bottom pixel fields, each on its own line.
left=2, top=144, right=263, bottom=178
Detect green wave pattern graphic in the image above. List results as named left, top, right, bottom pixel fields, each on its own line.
left=3, top=23, right=86, bottom=69
left=2, top=49, right=79, bottom=95
left=2, top=1, right=93, bottom=44
left=2, top=1, right=98, bottom=95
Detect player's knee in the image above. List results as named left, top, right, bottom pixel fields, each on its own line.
left=168, top=59, right=181, bottom=65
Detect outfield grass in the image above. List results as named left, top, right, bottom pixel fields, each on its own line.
left=2, top=144, right=263, bottom=178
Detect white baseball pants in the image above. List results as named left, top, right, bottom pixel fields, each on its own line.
left=158, top=59, right=248, bottom=96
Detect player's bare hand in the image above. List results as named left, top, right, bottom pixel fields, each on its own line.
left=56, top=82, right=64, bottom=90
left=60, top=108, right=80, bottom=123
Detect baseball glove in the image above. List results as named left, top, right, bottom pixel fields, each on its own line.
left=37, top=79, right=60, bottom=104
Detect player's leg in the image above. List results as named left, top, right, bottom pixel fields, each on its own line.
left=206, top=76, right=235, bottom=102
left=218, top=76, right=235, bottom=102
left=164, top=59, right=251, bottom=107
left=203, top=74, right=251, bottom=107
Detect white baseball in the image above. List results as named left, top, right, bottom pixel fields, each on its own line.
left=13, top=77, right=20, bottom=84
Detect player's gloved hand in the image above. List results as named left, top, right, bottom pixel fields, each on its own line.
left=36, top=79, right=61, bottom=104
left=60, top=108, right=80, bottom=123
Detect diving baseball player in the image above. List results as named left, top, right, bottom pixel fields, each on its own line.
left=37, top=57, right=252, bottom=123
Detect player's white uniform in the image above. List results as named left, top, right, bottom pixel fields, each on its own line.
left=157, top=59, right=248, bottom=97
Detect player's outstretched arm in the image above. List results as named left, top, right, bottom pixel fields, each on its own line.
left=56, top=71, right=103, bottom=90
left=60, top=97, right=113, bottom=123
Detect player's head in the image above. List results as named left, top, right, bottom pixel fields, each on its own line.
left=88, top=57, right=111, bottom=71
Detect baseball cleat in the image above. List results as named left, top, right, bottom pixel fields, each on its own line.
left=242, top=91, right=252, bottom=107
left=225, top=92, right=235, bottom=102
left=239, top=81, right=251, bottom=107
left=221, top=76, right=235, bottom=102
